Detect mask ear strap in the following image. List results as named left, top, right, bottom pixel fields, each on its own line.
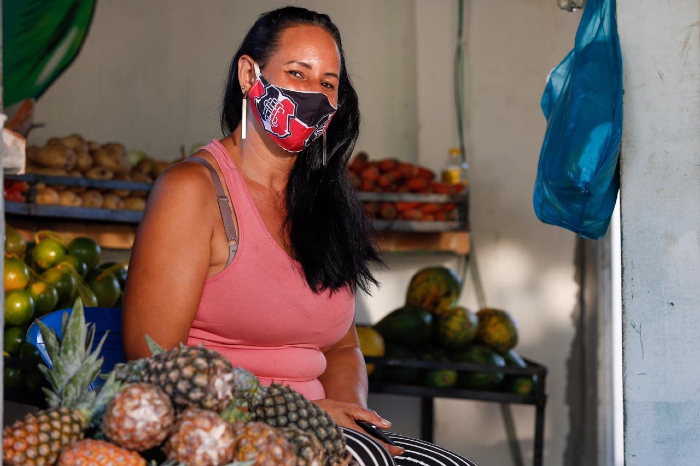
left=322, top=132, right=328, bottom=166
left=253, top=62, right=262, bottom=79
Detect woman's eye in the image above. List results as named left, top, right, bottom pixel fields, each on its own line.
left=322, top=82, right=336, bottom=90
left=288, top=70, right=304, bottom=79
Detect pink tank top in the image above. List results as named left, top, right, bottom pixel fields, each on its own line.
left=187, top=139, right=355, bottom=401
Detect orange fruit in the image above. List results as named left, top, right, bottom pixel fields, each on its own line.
left=4, top=256, right=30, bottom=292
left=4, top=367, right=25, bottom=389
left=32, top=239, right=67, bottom=270
left=68, top=237, right=102, bottom=271
left=3, top=326, right=25, bottom=355
left=41, top=266, right=76, bottom=302
left=5, top=227, right=27, bottom=257
left=5, top=289, right=35, bottom=326
left=28, top=281, right=59, bottom=317
left=88, top=271, right=121, bottom=307
left=58, top=255, right=88, bottom=278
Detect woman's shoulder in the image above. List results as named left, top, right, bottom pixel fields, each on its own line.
left=151, top=151, right=220, bottom=200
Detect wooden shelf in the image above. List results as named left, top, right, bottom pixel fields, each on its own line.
left=376, top=230, right=469, bottom=255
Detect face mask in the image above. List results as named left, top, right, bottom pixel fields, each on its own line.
left=246, top=62, right=337, bottom=154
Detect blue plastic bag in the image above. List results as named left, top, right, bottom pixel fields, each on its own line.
left=533, top=0, right=623, bottom=240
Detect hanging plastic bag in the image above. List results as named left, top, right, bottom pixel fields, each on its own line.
left=533, top=0, right=623, bottom=240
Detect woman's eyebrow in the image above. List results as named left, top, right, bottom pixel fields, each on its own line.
left=284, top=60, right=339, bottom=79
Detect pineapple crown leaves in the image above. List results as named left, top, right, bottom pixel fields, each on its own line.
left=145, top=334, right=165, bottom=355
left=36, top=298, right=117, bottom=417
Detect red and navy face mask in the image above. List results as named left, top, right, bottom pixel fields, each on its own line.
left=248, top=63, right=337, bottom=153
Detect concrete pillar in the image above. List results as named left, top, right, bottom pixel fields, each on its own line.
left=618, top=1, right=700, bottom=464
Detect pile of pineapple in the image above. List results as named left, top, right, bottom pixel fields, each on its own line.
left=3, top=300, right=351, bottom=466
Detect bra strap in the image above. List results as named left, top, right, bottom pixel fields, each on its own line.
left=188, top=156, right=238, bottom=266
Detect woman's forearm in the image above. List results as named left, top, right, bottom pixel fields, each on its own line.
left=319, top=346, right=368, bottom=408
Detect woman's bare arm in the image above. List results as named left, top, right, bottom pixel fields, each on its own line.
left=318, top=317, right=368, bottom=408
left=122, top=162, right=215, bottom=360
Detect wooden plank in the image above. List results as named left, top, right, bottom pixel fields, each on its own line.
left=376, top=231, right=470, bottom=255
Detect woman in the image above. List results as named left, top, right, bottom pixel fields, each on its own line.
left=123, top=6, right=476, bottom=466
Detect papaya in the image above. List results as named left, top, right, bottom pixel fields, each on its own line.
left=451, top=345, right=505, bottom=390
left=475, top=308, right=519, bottom=354
left=418, top=347, right=456, bottom=388
left=502, top=349, right=536, bottom=395
left=405, top=267, right=461, bottom=316
left=356, top=326, right=385, bottom=376
left=373, top=306, right=433, bottom=349
left=433, top=306, right=478, bottom=350
left=382, top=345, right=419, bottom=384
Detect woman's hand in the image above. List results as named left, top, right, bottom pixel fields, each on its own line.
left=313, top=399, right=405, bottom=457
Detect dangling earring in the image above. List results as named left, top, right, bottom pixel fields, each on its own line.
left=241, top=87, right=247, bottom=140
left=322, top=132, right=328, bottom=166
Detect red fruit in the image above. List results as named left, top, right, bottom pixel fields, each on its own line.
left=397, top=162, right=419, bottom=178
left=431, top=182, right=453, bottom=195
left=349, top=152, right=369, bottom=173
left=406, top=178, right=429, bottom=192
left=377, top=159, right=399, bottom=173
left=360, top=166, right=380, bottom=182
left=417, top=167, right=436, bottom=180
left=396, top=202, right=420, bottom=212
left=401, top=209, right=423, bottom=221
left=380, top=202, right=398, bottom=220
left=435, top=211, right=448, bottom=221
left=377, top=173, right=396, bottom=188
left=421, top=203, right=442, bottom=214
left=360, top=179, right=376, bottom=192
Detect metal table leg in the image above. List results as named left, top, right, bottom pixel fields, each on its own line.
left=533, top=397, right=547, bottom=466
left=421, top=396, right=434, bottom=442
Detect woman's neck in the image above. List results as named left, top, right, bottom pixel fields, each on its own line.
left=224, top=126, right=295, bottom=194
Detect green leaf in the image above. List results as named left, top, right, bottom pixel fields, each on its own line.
left=145, top=334, right=164, bottom=356
left=36, top=320, right=60, bottom=363
left=3, top=0, right=98, bottom=106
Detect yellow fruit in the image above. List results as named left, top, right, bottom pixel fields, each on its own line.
left=356, top=326, right=385, bottom=376
left=4, top=256, right=30, bottom=292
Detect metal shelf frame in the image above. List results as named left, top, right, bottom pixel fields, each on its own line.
left=365, top=356, right=548, bottom=466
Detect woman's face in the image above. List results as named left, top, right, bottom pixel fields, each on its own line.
left=252, top=25, right=341, bottom=107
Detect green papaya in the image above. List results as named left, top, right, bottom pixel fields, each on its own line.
left=373, top=306, right=433, bottom=349
left=502, top=349, right=536, bottom=395
left=451, top=345, right=506, bottom=390
left=405, top=267, right=461, bottom=316
left=433, top=306, right=478, bottom=350
left=418, top=347, right=457, bottom=388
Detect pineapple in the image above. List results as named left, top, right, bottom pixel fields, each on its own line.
left=58, top=439, right=146, bottom=465
left=104, top=383, right=175, bottom=451
left=280, top=426, right=326, bottom=466
left=164, top=408, right=236, bottom=466
left=227, top=369, right=349, bottom=466
left=231, top=421, right=297, bottom=465
left=2, top=299, right=122, bottom=466
left=115, top=340, right=237, bottom=412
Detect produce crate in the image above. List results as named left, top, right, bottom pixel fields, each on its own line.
left=358, top=191, right=469, bottom=232
left=365, top=355, right=547, bottom=466
left=4, top=174, right=152, bottom=224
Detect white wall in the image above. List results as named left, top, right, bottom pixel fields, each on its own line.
left=617, top=1, right=700, bottom=464
left=30, top=1, right=580, bottom=464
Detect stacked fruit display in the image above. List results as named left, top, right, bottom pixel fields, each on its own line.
left=6, top=133, right=177, bottom=210
left=3, top=226, right=127, bottom=393
left=347, top=152, right=466, bottom=222
left=3, top=300, right=351, bottom=466
left=358, top=266, right=535, bottom=396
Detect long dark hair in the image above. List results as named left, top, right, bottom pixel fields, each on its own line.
left=221, top=7, right=382, bottom=294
